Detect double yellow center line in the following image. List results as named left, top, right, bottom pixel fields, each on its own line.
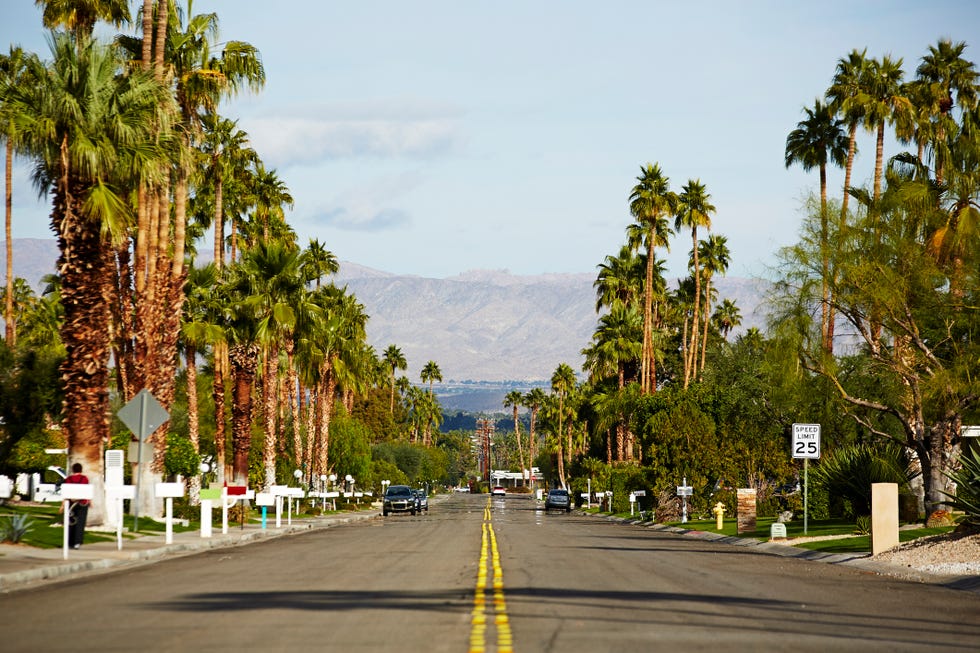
left=469, top=498, right=513, bottom=653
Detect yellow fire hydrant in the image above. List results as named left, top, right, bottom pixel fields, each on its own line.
left=713, top=501, right=726, bottom=530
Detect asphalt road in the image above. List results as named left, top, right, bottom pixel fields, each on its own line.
left=2, top=493, right=978, bottom=652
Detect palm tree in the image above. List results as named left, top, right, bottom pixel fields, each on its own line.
left=36, top=0, right=130, bottom=50
left=503, top=389, right=526, bottom=479
left=420, top=360, right=443, bottom=445
left=179, top=263, right=222, bottom=504
left=713, top=298, right=742, bottom=341
left=916, top=39, right=979, bottom=185
left=551, top=363, right=576, bottom=488
left=7, top=33, right=174, bottom=521
left=383, top=345, right=408, bottom=415
left=302, top=238, right=339, bottom=289
left=696, top=234, right=730, bottom=379
left=675, top=179, right=715, bottom=387
left=524, top=386, right=546, bottom=475
left=238, top=240, right=319, bottom=490
left=826, top=49, right=869, bottom=227
left=785, top=100, right=848, bottom=352
left=594, top=245, right=644, bottom=312
left=0, top=46, right=29, bottom=346
left=629, top=164, right=675, bottom=394
left=862, top=55, right=911, bottom=203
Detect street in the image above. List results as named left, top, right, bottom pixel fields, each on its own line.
left=2, top=493, right=978, bottom=652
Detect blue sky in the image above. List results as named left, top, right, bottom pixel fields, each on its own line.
left=4, top=1, right=980, bottom=279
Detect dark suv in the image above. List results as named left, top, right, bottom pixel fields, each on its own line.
left=383, top=485, right=417, bottom=516
left=544, top=488, right=571, bottom=512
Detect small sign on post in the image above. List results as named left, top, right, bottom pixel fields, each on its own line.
left=677, top=479, right=693, bottom=523
left=792, top=423, right=821, bottom=535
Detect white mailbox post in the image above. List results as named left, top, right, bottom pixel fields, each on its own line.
left=105, top=484, right=135, bottom=550
left=61, top=482, right=94, bottom=559
left=155, top=482, right=185, bottom=544
left=271, top=485, right=288, bottom=527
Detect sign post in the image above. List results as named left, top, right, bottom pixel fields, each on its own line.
left=792, top=423, right=821, bottom=534
left=676, top=478, right=693, bottom=523
left=117, top=389, right=169, bottom=534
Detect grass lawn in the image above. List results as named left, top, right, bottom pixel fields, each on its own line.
left=2, top=500, right=373, bottom=549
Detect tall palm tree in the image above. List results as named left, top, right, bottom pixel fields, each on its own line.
left=7, top=33, right=174, bottom=520
left=550, top=363, right=576, bottom=488
left=524, top=386, right=546, bottom=476
left=862, top=55, right=911, bottom=203
left=302, top=238, right=339, bottom=289
left=179, top=263, right=221, bottom=504
left=383, top=345, right=408, bottom=415
left=675, top=179, right=715, bottom=387
left=826, top=49, right=869, bottom=227
left=420, top=360, right=442, bottom=445
left=785, top=99, right=848, bottom=352
left=628, top=164, right=675, bottom=394
left=238, top=240, right=319, bottom=490
left=0, top=46, right=29, bottom=346
left=696, top=234, right=730, bottom=379
left=503, top=389, right=526, bottom=478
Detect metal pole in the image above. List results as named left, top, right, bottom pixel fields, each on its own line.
left=132, top=391, right=148, bottom=534
left=804, top=458, right=809, bottom=535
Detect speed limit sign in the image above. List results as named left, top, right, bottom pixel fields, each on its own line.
left=792, top=423, right=821, bottom=459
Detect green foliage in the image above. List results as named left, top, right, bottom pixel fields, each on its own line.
left=854, top=515, right=871, bottom=535
left=811, top=442, right=916, bottom=516
left=942, top=446, right=980, bottom=529
left=0, top=341, right=65, bottom=474
left=165, top=432, right=201, bottom=479
left=328, top=416, right=372, bottom=484
left=0, top=513, right=35, bottom=543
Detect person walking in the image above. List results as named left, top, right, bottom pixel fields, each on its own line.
left=62, top=463, right=90, bottom=549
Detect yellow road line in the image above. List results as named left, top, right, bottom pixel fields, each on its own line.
left=469, top=497, right=513, bottom=653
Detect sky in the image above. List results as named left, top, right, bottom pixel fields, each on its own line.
left=4, top=1, right=980, bottom=280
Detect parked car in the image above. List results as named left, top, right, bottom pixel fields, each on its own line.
left=413, top=489, right=429, bottom=512
left=491, top=486, right=507, bottom=497
left=383, top=485, right=417, bottom=516
left=454, top=486, right=470, bottom=493
left=544, top=488, right=571, bottom=512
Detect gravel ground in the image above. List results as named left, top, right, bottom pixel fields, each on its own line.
left=873, top=531, right=980, bottom=576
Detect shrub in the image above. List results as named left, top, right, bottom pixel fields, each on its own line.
left=0, top=513, right=35, bottom=543
left=854, top=515, right=871, bottom=535
left=943, top=446, right=980, bottom=531
left=811, top=442, right=917, bottom=516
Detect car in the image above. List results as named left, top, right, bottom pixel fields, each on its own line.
left=491, top=486, right=506, bottom=497
left=383, top=485, right=417, bottom=516
left=454, top=486, right=470, bottom=493
left=413, top=489, right=429, bottom=512
left=544, top=488, right=571, bottom=512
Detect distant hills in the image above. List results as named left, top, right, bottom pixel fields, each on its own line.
left=3, top=239, right=770, bottom=387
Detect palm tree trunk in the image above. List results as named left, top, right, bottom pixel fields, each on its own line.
left=819, top=163, right=832, bottom=354
left=685, top=230, right=700, bottom=388
left=262, top=346, right=278, bottom=490
left=212, top=342, right=227, bottom=485
left=213, top=173, right=224, bottom=268
left=699, top=276, right=712, bottom=379
left=874, top=123, right=885, bottom=202
left=4, top=141, right=13, bottom=345
left=317, top=370, right=336, bottom=479
left=186, top=345, right=201, bottom=505
left=141, top=0, right=154, bottom=70
left=641, top=236, right=655, bottom=394
left=229, top=343, right=259, bottom=485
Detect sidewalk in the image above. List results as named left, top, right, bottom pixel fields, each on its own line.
left=0, top=510, right=380, bottom=593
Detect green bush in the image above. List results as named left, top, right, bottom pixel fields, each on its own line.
left=811, top=443, right=916, bottom=516
left=943, top=446, right=980, bottom=530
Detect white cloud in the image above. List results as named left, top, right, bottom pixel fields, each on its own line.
left=242, top=100, right=462, bottom=168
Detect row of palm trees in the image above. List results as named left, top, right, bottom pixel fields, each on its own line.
left=499, top=165, right=744, bottom=487
left=0, top=2, right=446, bottom=520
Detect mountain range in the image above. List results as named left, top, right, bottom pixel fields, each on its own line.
left=3, top=238, right=770, bottom=387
